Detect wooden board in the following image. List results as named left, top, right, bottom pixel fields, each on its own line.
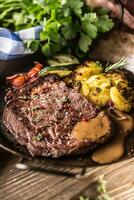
left=0, top=149, right=134, bottom=200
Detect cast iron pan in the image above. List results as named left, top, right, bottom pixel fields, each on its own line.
left=0, top=55, right=134, bottom=169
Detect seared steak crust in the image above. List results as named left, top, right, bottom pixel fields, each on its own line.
left=3, top=75, right=98, bottom=157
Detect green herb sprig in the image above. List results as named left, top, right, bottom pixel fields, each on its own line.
left=33, top=133, right=44, bottom=141
left=79, top=175, right=111, bottom=200
left=104, top=57, right=128, bottom=72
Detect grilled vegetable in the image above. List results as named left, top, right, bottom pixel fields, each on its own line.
left=9, top=74, right=28, bottom=87
left=28, top=63, right=43, bottom=78
left=6, top=63, right=43, bottom=87
left=47, top=54, right=79, bottom=67
left=38, top=66, right=72, bottom=78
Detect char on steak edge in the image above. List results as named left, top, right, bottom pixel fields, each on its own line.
left=3, top=75, right=112, bottom=157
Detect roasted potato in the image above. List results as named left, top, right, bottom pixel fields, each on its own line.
left=106, top=72, right=128, bottom=89
left=85, top=74, right=111, bottom=89
left=110, top=87, right=131, bottom=112
left=81, top=74, right=111, bottom=107
left=64, top=60, right=133, bottom=112
left=88, top=88, right=111, bottom=107
left=74, top=61, right=102, bottom=81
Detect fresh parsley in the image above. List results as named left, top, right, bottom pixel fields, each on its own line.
left=0, top=0, right=114, bottom=57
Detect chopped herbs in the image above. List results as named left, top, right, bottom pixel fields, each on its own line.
left=32, top=116, right=42, bottom=123
left=18, top=96, right=31, bottom=100
left=33, top=133, right=44, bottom=141
left=61, top=96, right=70, bottom=103
left=32, top=95, right=39, bottom=100
left=31, top=106, right=41, bottom=111
left=32, top=114, right=42, bottom=123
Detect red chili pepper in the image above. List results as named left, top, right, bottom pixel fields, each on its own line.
left=6, top=74, right=23, bottom=81
left=28, top=63, right=43, bottom=78
left=11, top=74, right=28, bottom=87
left=6, top=63, right=43, bottom=88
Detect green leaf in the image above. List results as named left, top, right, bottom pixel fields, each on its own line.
left=45, top=0, right=61, bottom=10
left=42, top=43, right=51, bottom=57
left=82, top=13, right=98, bottom=23
left=95, top=15, right=114, bottom=33
left=45, top=21, right=61, bottom=43
left=40, top=31, right=48, bottom=41
left=64, top=0, right=83, bottom=16
left=24, top=40, right=39, bottom=52
left=42, top=41, right=62, bottom=57
left=79, top=33, right=92, bottom=53
left=29, top=40, right=40, bottom=52
left=81, top=13, right=98, bottom=39
left=62, top=7, right=70, bottom=17
left=61, top=24, right=76, bottom=40
left=13, top=12, right=26, bottom=26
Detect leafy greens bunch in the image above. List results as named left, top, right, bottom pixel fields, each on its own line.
left=0, top=0, right=114, bottom=57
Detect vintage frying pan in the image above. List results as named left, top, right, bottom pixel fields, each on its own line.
left=0, top=55, right=134, bottom=170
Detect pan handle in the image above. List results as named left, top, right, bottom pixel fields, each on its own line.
left=15, top=158, right=88, bottom=179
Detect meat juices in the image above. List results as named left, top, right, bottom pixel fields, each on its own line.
left=92, top=110, right=134, bottom=164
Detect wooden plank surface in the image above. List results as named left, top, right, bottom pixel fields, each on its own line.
left=0, top=149, right=134, bottom=200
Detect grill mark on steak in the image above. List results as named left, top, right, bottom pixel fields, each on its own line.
left=3, top=75, right=98, bottom=157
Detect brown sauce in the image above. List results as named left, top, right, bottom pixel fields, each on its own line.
left=92, top=110, right=134, bottom=164
left=72, top=112, right=112, bottom=143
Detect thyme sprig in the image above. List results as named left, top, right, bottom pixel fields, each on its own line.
left=79, top=175, right=111, bottom=200
left=104, top=57, right=128, bottom=72
left=96, top=175, right=111, bottom=200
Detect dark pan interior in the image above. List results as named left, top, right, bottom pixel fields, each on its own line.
left=0, top=63, right=134, bottom=168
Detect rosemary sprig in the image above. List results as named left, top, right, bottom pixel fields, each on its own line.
left=104, top=57, right=128, bottom=72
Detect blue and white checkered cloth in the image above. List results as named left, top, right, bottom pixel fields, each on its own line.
left=0, top=26, right=43, bottom=60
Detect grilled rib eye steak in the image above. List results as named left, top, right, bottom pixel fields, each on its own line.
left=3, top=75, right=113, bottom=157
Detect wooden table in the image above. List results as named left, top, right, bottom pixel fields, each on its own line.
left=0, top=149, right=134, bottom=200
